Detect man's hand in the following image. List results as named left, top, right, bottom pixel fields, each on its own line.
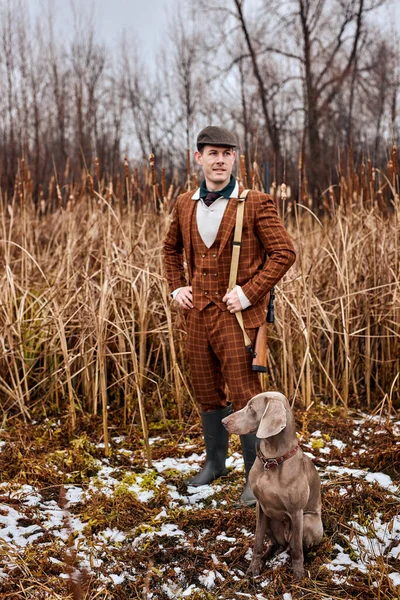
left=174, top=286, right=194, bottom=310
left=223, top=288, right=242, bottom=313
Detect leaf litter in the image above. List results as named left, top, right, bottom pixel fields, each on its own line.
left=0, top=407, right=398, bottom=599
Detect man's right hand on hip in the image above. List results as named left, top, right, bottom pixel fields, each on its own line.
left=173, top=286, right=193, bottom=310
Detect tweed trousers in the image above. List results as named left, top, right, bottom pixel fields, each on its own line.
left=185, top=303, right=262, bottom=412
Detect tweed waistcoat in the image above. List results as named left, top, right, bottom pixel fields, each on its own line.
left=191, top=208, right=228, bottom=311
left=164, top=188, right=296, bottom=329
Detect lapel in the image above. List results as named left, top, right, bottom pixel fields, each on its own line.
left=181, top=193, right=197, bottom=274
left=217, top=184, right=245, bottom=257
left=217, top=197, right=238, bottom=257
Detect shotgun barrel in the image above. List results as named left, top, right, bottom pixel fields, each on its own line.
left=252, top=322, right=267, bottom=372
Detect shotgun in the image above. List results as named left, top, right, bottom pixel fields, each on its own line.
left=252, top=162, right=274, bottom=372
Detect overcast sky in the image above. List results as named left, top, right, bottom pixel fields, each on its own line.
left=29, top=0, right=400, bottom=60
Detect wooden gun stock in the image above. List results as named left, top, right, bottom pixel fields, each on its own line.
left=252, top=322, right=267, bottom=372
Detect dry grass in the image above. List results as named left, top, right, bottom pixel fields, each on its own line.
left=0, top=151, right=398, bottom=438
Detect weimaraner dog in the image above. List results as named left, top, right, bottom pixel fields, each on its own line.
left=222, top=391, right=323, bottom=580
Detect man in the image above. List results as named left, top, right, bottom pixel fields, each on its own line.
left=163, top=125, right=295, bottom=506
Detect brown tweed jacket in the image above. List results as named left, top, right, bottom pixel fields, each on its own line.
left=163, top=186, right=296, bottom=328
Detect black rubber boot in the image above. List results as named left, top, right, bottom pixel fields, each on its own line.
left=186, top=404, right=233, bottom=486
left=238, top=433, right=260, bottom=507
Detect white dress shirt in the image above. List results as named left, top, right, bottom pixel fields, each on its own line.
left=171, top=181, right=251, bottom=310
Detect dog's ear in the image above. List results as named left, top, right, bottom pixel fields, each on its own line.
left=256, top=399, right=287, bottom=439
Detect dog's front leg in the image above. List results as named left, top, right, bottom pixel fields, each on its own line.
left=247, top=503, right=267, bottom=577
left=290, top=509, right=304, bottom=580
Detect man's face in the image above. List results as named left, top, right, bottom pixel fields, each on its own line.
left=194, top=145, right=236, bottom=190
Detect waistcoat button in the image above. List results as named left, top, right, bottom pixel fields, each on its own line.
left=214, top=273, right=218, bottom=277
left=203, top=271, right=207, bottom=276
left=214, top=291, right=218, bottom=295
left=204, top=291, right=208, bottom=295
left=212, top=253, right=217, bottom=258
left=202, top=253, right=206, bottom=258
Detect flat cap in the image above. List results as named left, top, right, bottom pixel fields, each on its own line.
left=197, top=125, right=236, bottom=150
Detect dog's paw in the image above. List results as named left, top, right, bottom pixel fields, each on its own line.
left=247, top=558, right=264, bottom=577
left=292, top=563, right=305, bottom=580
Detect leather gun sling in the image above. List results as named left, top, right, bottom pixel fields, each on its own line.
left=228, top=189, right=253, bottom=353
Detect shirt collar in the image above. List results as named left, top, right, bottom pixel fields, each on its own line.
left=192, top=177, right=239, bottom=200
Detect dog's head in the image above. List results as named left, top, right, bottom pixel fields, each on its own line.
left=222, top=392, right=290, bottom=439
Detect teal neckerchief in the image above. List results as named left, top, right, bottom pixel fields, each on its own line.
left=200, top=175, right=236, bottom=199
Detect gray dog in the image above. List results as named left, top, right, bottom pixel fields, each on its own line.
left=222, top=391, right=323, bottom=580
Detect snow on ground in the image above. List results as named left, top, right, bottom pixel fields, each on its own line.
left=0, top=415, right=399, bottom=598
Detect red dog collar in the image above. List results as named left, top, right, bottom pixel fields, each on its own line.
left=257, top=444, right=299, bottom=470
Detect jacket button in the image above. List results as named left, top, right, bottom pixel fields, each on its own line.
left=204, top=291, right=208, bottom=295
left=214, top=273, right=218, bottom=277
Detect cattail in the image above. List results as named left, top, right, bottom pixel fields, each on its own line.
left=270, top=180, right=277, bottom=200
left=240, top=154, right=248, bottom=187
left=192, top=172, right=199, bottom=189
left=161, top=167, right=166, bottom=199
left=64, top=158, right=70, bottom=179
left=149, top=153, right=156, bottom=186
left=56, top=183, right=63, bottom=206
left=21, top=158, right=26, bottom=183
left=124, top=155, right=129, bottom=179
left=87, top=173, right=95, bottom=199
left=40, top=190, right=46, bottom=215
left=115, top=173, right=121, bottom=200
left=95, top=157, right=100, bottom=182
left=67, top=194, right=74, bottom=212
left=392, top=145, right=398, bottom=175
left=108, top=181, right=113, bottom=201
left=367, top=159, right=372, bottom=182
left=388, top=160, right=394, bottom=186
left=281, top=182, right=287, bottom=202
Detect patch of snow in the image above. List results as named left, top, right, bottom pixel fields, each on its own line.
left=184, top=484, right=221, bottom=505
left=319, top=447, right=331, bottom=454
left=109, top=573, right=125, bottom=584
left=153, top=454, right=204, bottom=475
left=111, top=436, right=125, bottom=444
left=244, top=548, right=252, bottom=561
left=199, top=569, right=216, bottom=589
left=98, top=528, right=126, bottom=544
left=149, top=437, right=162, bottom=445
left=65, top=486, right=84, bottom=505
left=364, top=472, right=394, bottom=489
left=389, top=544, right=400, bottom=559
left=216, top=533, right=236, bottom=542
left=389, top=572, right=400, bottom=587
left=332, top=439, right=346, bottom=451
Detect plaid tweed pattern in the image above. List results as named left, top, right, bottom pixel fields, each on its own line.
left=185, top=304, right=262, bottom=411
left=163, top=185, right=296, bottom=410
left=191, top=207, right=226, bottom=312
left=163, top=187, right=296, bottom=328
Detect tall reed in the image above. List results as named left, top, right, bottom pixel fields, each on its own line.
left=0, top=150, right=398, bottom=457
